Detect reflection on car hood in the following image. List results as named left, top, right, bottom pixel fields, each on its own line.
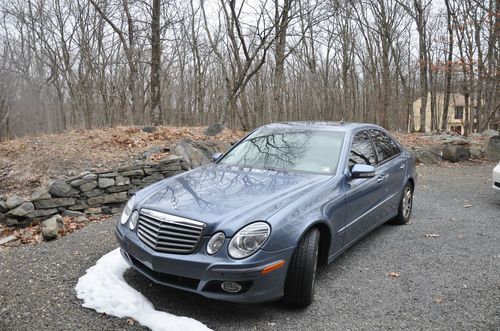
left=138, top=164, right=331, bottom=235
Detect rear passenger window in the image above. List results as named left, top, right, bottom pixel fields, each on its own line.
left=349, top=131, right=376, bottom=168
left=368, top=129, right=400, bottom=163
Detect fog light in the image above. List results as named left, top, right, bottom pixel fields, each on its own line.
left=221, top=281, right=242, bottom=293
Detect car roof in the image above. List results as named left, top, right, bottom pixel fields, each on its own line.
left=261, top=121, right=381, bottom=133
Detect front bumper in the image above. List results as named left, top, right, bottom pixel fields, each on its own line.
left=116, top=224, right=295, bottom=303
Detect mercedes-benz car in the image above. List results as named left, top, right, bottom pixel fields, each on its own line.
left=116, top=122, right=416, bottom=307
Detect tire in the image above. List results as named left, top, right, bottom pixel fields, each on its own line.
left=391, top=182, right=413, bottom=225
left=283, top=227, right=320, bottom=308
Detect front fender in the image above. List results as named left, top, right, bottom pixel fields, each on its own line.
left=262, top=178, right=344, bottom=253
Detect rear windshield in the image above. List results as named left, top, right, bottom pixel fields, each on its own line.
left=218, top=127, right=345, bottom=174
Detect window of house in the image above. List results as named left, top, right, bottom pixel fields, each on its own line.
left=454, top=106, right=464, bottom=119
left=348, top=131, right=376, bottom=168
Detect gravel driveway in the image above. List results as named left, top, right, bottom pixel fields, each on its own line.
left=1, top=162, right=499, bottom=330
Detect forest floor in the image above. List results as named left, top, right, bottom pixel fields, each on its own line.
left=0, top=126, right=491, bottom=198
left=0, top=126, right=245, bottom=198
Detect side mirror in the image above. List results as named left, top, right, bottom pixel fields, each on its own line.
left=350, top=164, right=375, bottom=179
left=212, top=152, right=223, bottom=162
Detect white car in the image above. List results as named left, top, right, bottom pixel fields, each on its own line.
left=493, top=162, right=500, bottom=191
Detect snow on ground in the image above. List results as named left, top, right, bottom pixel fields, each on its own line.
left=75, top=248, right=211, bottom=331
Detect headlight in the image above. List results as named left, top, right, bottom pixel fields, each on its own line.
left=228, top=222, right=270, bottom=259
left=120, top=195, right=136, bottom=224
left=129, top=211, right=139, bottom=230
left=206, top=232, right=225, bottom=255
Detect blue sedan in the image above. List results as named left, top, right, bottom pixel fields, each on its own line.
left=116, top=122, right=416, bottom=307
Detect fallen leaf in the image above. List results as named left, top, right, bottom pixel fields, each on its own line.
left=425, top=233, right=440, bottom=238
left=434, top=297, right=444, bottom=304
left=387, top=271, right=400, bottom=278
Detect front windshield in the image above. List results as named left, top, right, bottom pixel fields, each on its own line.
left=218, top=127, right=345, bottom=174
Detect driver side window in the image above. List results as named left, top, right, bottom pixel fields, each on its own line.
left=349, top=131, right=376, bottom=168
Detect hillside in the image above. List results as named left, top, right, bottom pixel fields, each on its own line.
left=0, top=126, right=244, bottom=197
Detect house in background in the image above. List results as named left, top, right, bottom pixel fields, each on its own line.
left=412, top=93, right=478, bottom=134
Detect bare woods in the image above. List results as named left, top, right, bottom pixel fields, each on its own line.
left=0, top=0, right=497, bottom=140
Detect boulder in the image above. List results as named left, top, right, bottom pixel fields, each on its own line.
left=70, top=173, right=97, bottom=187
left=6, top=218, right=18, bottom=227
left=142, top=146, right=162, bottom=159
left=0, top=212, right=5, bottom=224
left=469, top=145, right=484, bottom=159
left=7, top=202, right=35, bottom=217
left=142, top=126, right=158, bottom=133
left=115, top=176, right=130, bottom=186
left=31, top=187, right=51, bottom=201
left=413, top=148, right=441, bottom=164
left=6, top=196, right=25, bottom=209
left=27, top=209, right=59, bottom=219
left=203, top=123, right=224, bottom=136
left=442, top=144, right=470, bottom=162
left=106, top=185, right=131, bottom=193
left=99, top=172, right=119, bottom=178
left=82, top=188, right=104, bottom=198
left=33, top=198, right=75, bottom=209
left=120, top=169, right=145, bottom=177
left=41, top=215, right=63, bottom=241
left=85, top=207, right=102, bottom=214
left=87, top=192, right=128, bottom=206
left=0, top=199, right=7, bottom=213
left=172, top=139, right=231, bottom=169
left=142, top=173, right=164, bottom=185
left=98, top=178, right=115, bottom=188
left=49, top=180, right=79, bottom=197
left=61, top=210, right=85, bottom=218
left=485, top=135, right=500, bottom=161
left=79, top=181, right=98, bottom=192
left=74, top=215, right=89, bottom=223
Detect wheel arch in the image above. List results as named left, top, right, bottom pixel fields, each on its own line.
left=300, top=221, right=331, bottom=267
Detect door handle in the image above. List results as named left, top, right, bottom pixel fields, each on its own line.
left=377, top=174, right=385, bottom=183
left=400, top=164, right=406, bottom=169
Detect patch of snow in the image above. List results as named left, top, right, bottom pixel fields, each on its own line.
left=75, top=248, right=211, bottom=331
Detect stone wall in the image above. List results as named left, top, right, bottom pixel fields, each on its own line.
left=0, top=156, right=187, bottom=227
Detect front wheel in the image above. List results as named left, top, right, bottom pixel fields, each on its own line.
left=283, top=228, right=320, bottom=308
left=391, top=182, right=413, bottom=225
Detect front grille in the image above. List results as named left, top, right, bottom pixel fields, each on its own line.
left=137, top=208, right=206, bottom=254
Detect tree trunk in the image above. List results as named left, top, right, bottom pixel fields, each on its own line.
left=442, top=0, right=454, bottom=132
left=150, top=0, right=162, bottom=125
left=416, top=0, right=428, bottom=133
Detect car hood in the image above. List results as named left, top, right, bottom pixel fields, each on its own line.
left=137, top=164, right=331, bottom=235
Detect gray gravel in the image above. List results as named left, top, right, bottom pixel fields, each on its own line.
left=1, top=162, right=499, bottom=330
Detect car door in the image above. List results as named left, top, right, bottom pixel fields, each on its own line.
left=368, top=129, right=406, bottom=217
left=343, top=130, right=386, bottom=245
